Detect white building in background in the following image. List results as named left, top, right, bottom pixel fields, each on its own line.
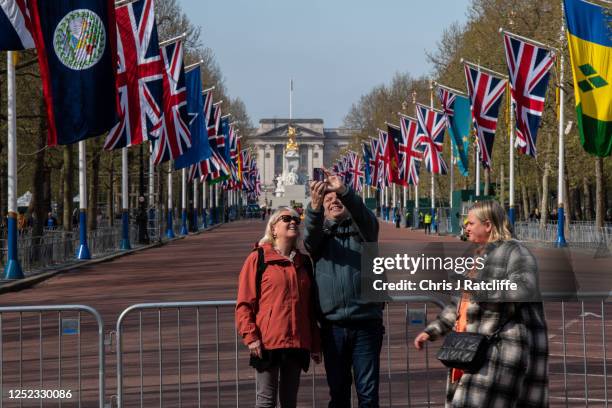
left=251, top=118, right=354, bottom=186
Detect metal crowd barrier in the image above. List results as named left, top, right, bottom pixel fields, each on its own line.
left=0, top=305, right=105, bottom=408
left=514, top=221, right=612, bottom=247
left=2, top=298, right=611, bottom=407
left=114, top=298, right=448, bottom=408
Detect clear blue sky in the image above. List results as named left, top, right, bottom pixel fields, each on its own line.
left=179, top=0, right=471, bottom=128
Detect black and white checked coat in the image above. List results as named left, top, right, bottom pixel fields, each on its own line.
left=424, top=240, right=549, bottom=408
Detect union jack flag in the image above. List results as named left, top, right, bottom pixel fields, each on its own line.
left=399, top=115, right=423, bottom=185
left=464, top=63, right=507, bottom=168
left=416, top=104, right=448, bottom=175
left=105, top=0, right=163, bottom=150
left=348, top=152, right=364, bottom=192
left=503, top=33, right=555, bottom=158
left=377, top=130, right=392, bottom=187
left=150, top=39, right=191, bottom=164
left=437, top=87, right=456, bottom=129
left=369, top=138, right=381, bottom=188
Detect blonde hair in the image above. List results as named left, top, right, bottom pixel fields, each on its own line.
left=469, top=200, right=512, bottom=242
left=259, top=207, right=301, bottom=246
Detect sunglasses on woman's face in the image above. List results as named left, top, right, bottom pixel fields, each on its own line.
left=278, top=215, right=301, bottom=225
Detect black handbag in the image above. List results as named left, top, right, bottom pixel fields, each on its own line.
left=436, top=316, right=512, bottom=373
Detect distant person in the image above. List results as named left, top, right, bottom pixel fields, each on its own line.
left=423, top=212, right=432, bottom=234
left=418, top=211, right=424, bottom=229
left=46, top=212, right=58, bottom=230
left=261, top=207, right=266, bottom=221
left=17, top=212, right=26, bottom=234
left=394, top=208, right=401, bottom=228
left=236, top=207, right=320, bottom=408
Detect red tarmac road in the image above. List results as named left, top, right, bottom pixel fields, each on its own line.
left=0, top=219, right=609, bottom=407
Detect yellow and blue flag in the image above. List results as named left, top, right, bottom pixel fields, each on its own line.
left=564, top=0, right=612, bottom=157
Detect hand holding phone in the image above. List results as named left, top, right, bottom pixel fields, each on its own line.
left=313, top=168, right=325, bottom=182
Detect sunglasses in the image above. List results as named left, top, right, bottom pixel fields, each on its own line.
left=278, top=215, right=301, bottom=225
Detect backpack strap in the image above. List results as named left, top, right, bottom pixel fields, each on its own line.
left=255, top=246, right=266, bottom=304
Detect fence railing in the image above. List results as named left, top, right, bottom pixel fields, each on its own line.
left=1, top=299, right=612, bottom=407
left=514, top=221, right=612, bottom=246
left=0, top=305, right=105, bottom=408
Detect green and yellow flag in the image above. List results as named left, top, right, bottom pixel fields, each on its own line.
left=564, top=0, right=612, bottom=157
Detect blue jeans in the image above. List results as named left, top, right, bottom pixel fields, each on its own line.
left=321, top=320, right=384, bottom=408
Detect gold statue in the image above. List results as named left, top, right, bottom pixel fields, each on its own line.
left=286, top=125, right=299, bottom=152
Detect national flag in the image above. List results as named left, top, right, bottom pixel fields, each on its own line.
left=503, top=32, right=555, bottom=158
left=377, top=130, right=393, bottom=187
left=150, top=39, right=191, bottom=164
left=174, top=66, right=213, bottom=171
left=28, top=0, right=118, bottom=145
left=464, top=63, right=507, bottom=168
left=416, top=103, right=448, bottom=174
left=399, top=115, right=423, bottom=185
left=348, top=152, right=364, bottom=192
left=386, top=124, right=405, bottom=185
left=437, top=87, right=471, bottom=176
left=105, top=0, right=163, bottom=150
left=370, top=137, right=382, bottom=188
left=362, top=142, right=373, bottom=187
left=564, top=0, right=612, bottom=157
left=0, top=0, right=34, bottom=50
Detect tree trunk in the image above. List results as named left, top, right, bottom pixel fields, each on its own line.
left=62, top=145, right=74, bottom=230
left=30, top=113, right=47, bottom=237
left=540, top=162, right=550, bottom=228
left=87, top=141, right=101, bottom=231
left=500, top=164, right=505, bottom=208
left=571, top=188, right=582, bottom=220
left=564, top=164, right=571, bottom=228
left=484, top=168, right=490, bottom=196
left=595, top=157, right=604, bottom=228
left=521, top=182, right=530, bottom=221
left=583, top=176, right=592, bottom=221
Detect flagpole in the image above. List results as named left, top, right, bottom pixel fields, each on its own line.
left=3, top=51, right=23, bottom=279
left=202, top=180, right=208, bottom=228
left=193, top=178, right=199, bottom=230
left=148, top=143, right=155, bottom=240
left=180, top=168, right=188, bottom=235
left=166, top=162, right=175, bottom=238
left=430, top=80, right=436, bottom=232
left=120, top=147, right=131, bottom=249
left=403, top=185, right=407, bottom=226
left=508, top=82, right=516, bottom=226
left=76, top=141, right=91, bottom=259
left=475, top=142, right=481, bottom=197
left=556, top=5, right=567, bottom=247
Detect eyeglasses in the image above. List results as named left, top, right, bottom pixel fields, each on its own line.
left=278, top=215, right=301, bottom=225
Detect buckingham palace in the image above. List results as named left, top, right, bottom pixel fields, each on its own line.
left=251, top=118, right=355, bottom=192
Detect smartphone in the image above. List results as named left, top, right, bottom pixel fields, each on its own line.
left=313, top=168, right=325, bottom=182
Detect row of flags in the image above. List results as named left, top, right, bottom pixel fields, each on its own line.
left=333, top=0, right=610, bottom=192
left=0, top=0, right=261, bottom=199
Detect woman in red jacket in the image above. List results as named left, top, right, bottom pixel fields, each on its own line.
left=236, top=207, right=321, bottom=408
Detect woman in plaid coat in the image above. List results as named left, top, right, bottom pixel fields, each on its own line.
left=414, top=201, right=548, bottom=408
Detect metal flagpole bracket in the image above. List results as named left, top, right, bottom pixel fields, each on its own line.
left=433, top=82, right=469, bottom=97
left=397, top=112, right=418, bottom=121
left=499, top=28, right=559, bottom=54
left=159, top=32, right=187, bottom=47
left=461, top=58, right=509, bottom=80
left=415, top=102, right=444, bottom=115
left=115, top=0, right=139, bottom=8
left=202, top=86, right=216, bottom=94
left=221, top=114, right=232, bottom=119
left=385, top=122, right=400, bottom=130
left=185, top=60, right=205, bottom=72
left=213, top=100, right=223, bottom=106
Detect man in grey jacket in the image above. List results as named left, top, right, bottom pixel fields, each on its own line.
left=304, top=171, right=383, bottom=408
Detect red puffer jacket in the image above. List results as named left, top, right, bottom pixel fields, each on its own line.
left=235, top=243, right=320, bottom=353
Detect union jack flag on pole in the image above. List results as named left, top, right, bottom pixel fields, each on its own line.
left=416, top=103, right=448, bottom=175
left=369, top=137, right=381, bottom=188
left=105, top=0, right=163, bottom=150
left=377, top=130, right=392, bottom=187
left=464, top=61, right=507, bottom=168
left=399, top=115, right=423, bottom=185
left=503, top=31, right=556, bottom=158
left=150, top=37, right=191, bottom=164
